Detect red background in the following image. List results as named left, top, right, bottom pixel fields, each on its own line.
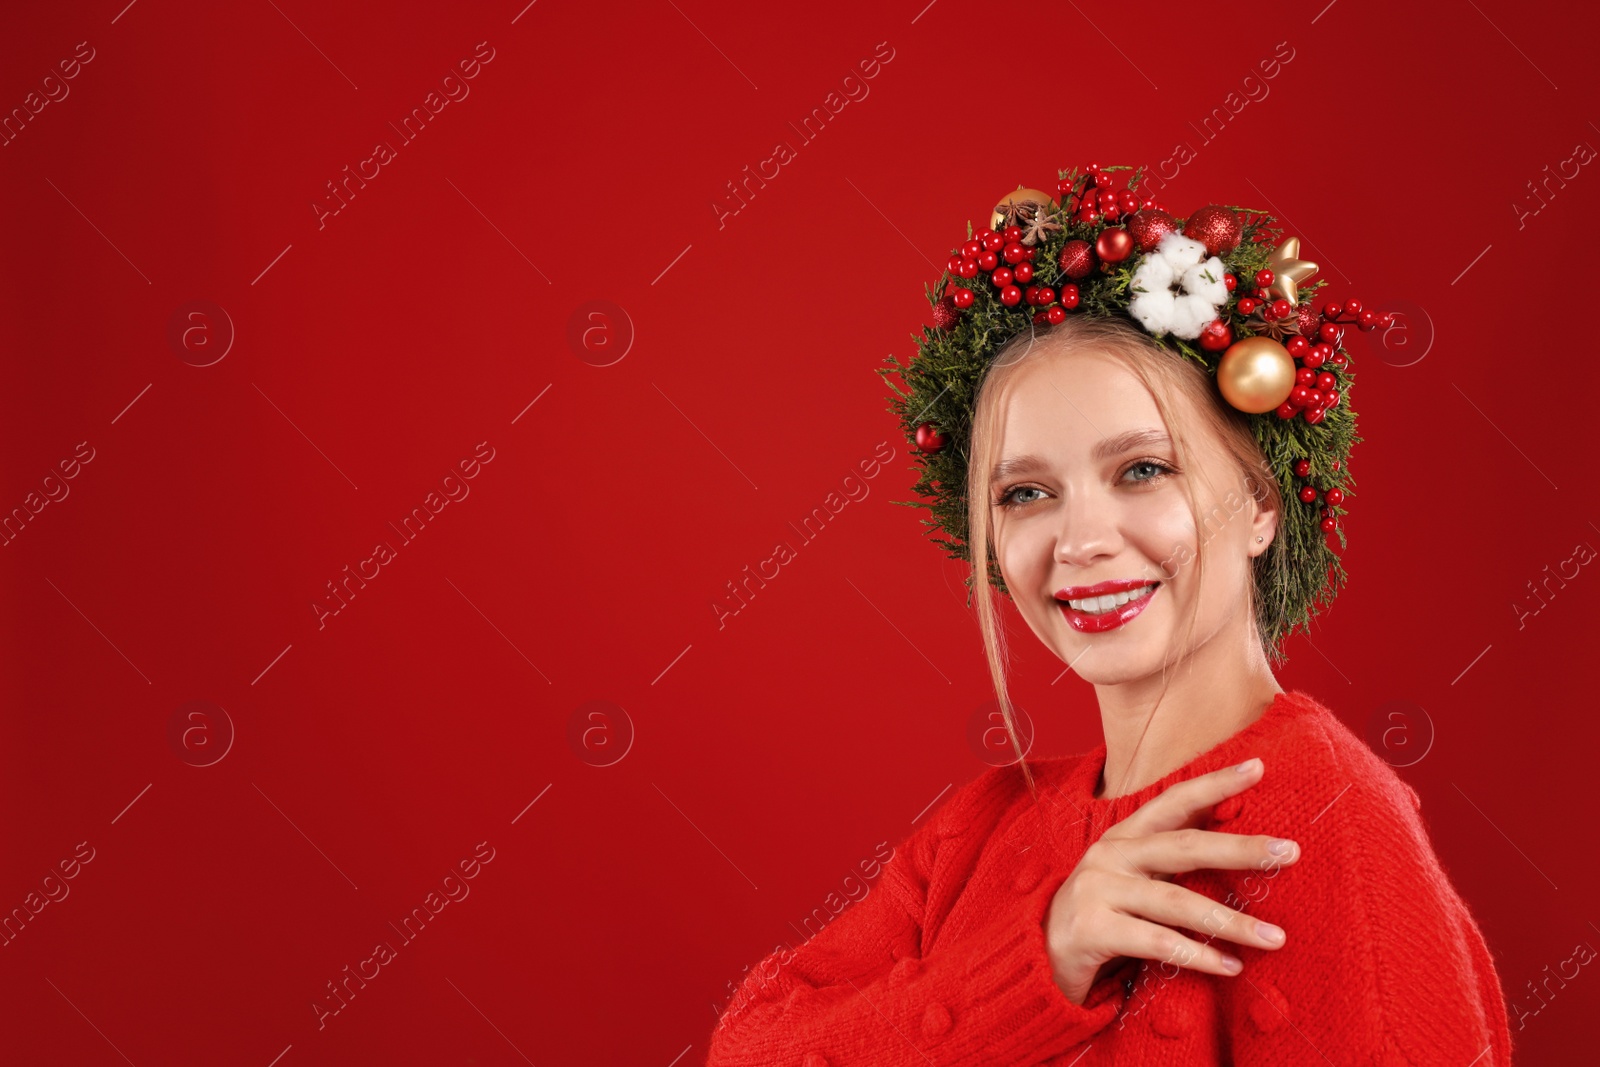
left=2, top=1, right=1595, bottom=1063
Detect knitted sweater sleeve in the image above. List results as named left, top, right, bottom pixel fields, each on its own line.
left=704, top=765, right=1127, bottom=1067
left=1220, top=731, right=1514, bottom=1066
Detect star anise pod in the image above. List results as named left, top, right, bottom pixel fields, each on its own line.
left=1245, top=310, right=1304, bottom=342
left=1019, top=208, right=1063, bottom=247
left=996, top=197, right=1044, bottom=231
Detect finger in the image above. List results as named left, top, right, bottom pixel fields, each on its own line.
left=1113, top=828, right=1301, bottom=877
left=1105, top=757, right=1266, bottom=839
left=1115, top=873, right=1288, bottom=952
left=1103, top=911, right=1246, bottom=978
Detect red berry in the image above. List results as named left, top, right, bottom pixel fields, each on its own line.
left=1270, top=299, right=1292, bottom=319
left=1296, top=368, right=1315, bottom=386
left=1319, top=323, right=1343, bottom=344
left=1316, top=372, right=1336, bottom=391
left=1358, top=309, right=1378, bottom=330
left=991, top=267, right=1013, bottom=287
left=1304, top=408, right=1326, bottom=424
left=1036, top=286, right=1056, bottom=305
left=1046, top=305, right=1066, bottom=324
left=1276, top=402, right=1297, bottom=419
left=1059, top=284, right=1080, bottom=308
left=1290, top=385, right=1311, bottom=407
left=962, top=240, right=981, bottom=258
left=1331, top=353, right=1347, bottom=367
left=1323, top=301, right=1343, bottom=319
left=1013, top=260, right=1035, bottom=284
left=1076, top=208, right=1100, bottom=225
left=999, top=285, right=1022, bottom=306
left=1344, top=298, right=1364, bottom=315
left=1303, top=349, right=1326, bottom=369
left=1024, top=285, right=1040, bottom=305
left=977, top=250, right=998, bottom=271
left=1002, top=225, right=1023, bottom=244
left=1003, top=242, right=1027, bottom=265
left=1287, top=335, right=1310, bottom=357
left=1325, top=389, right=1340, bottom=406
left=1086, top=161, right=1101, bottom=173
left=947, top=255, right=962, bottom=273
left=1237, top=297, right=1260, bottom=316
left=982, top=232, right=1005, bottom=252
left=1032, top=311, right=1050, bottom=325
left=1256, top=269, right=1275, bottom=288
left=957, top=259, right=979, bottom=279
left=953, top=288, right=975, bottom=309
left=1198, top=319, right=1233, bottom=352
left=1324, top=488, right=1345, bottom=506
left=1294, top=459, right=1311, bottom=477
left=1307, top=390, right=1323, bottom=408
left=1320, top=516, right=1337, bottom=533
left=1299, top=486, right=1318, bottom=503
left=1224, top=273, right=1238, bottom=291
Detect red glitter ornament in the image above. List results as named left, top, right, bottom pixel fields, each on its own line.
left=1182, top=205, right=1243, bottom=256
left=1126, top=209, right=1178, bottom=253
left=1058, top=239, right=1095, bottom=279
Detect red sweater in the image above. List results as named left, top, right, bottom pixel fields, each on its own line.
left=704, top=689, right=1513, bottom=1065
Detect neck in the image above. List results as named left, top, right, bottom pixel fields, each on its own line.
left=1092, top=615, right=1282, bottom=800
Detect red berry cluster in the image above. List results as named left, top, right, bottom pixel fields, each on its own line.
left=1059, top=161, right=1165, bottom=225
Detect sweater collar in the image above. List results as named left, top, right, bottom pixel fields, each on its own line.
left=1041, top=688, right=1322, bottom=835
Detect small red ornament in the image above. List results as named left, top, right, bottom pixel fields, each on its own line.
left=977, top=250, right=998, bottom=271
left=1324, top=487, right=1345, bottom=506
left=1296, top=303, right=1319, bottom=339
left=1126, top=209, right=1178, bottom=253
left=1058, top=240, right=1095, bottom=279
left=1298, top=486, right=1318, bottom=504
left=1002, top=225, right=1023, bottom=244
left=1293, top=459, right=1311, bottom=477
left=1198, top=319, right=1233, bottom=352
left=1013, top=261, right=1035, bottom=284
left=1059, top=284, right=1081, bottom=309
left=953, top=289, right=974, bottom=309
left=1224, top=273, right=1238, bottom=292
left=915, top=423, right=947, bottom=453
left=1045, top=306, right=1066, bottom=324
left=1182, top=205, right=1243, bottom=256
left=991, top=267, right=1013, bottom=287
left=1275, top=402, right=1296, bottom=419
left=1096, top=227, right=1134, bottom=263
left=1237, top=297, right=1260, bottom=316
left=932, top=295, right=962, bottom=330
left=1320, top=516, right=1337, bottom=533
left=999, top=285, right=1022, bottom=306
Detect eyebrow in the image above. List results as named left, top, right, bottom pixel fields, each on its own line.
left=990, top=428, right=1172, bottom=482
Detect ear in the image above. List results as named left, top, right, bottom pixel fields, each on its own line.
left=1248, top=499, right=1279, bottom=558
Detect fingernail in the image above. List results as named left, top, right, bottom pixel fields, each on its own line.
left=1256, top=922, right=1285, bottom=944
left=1220, top=954, right=1243, bottom=972
left=1268, top=838, right=1296, bottom=856
left=1235, top=758, right=1261, bottom=774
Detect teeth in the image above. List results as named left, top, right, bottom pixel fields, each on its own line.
left=1066, top=584, right=1156, bottom=615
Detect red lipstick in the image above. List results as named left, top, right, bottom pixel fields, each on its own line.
left=1055, top=579, right=1160, bottom=634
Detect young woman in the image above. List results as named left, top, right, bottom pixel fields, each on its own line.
left=704, top=171, right=1514, bottom=1064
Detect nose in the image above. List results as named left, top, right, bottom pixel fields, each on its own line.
left=1054, top=482, right=1121, bottom=569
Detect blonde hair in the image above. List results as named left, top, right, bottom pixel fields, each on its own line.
left=965, top=315, right=1283, bottom=800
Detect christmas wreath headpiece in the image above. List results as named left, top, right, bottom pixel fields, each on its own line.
left=878, top=163, right=1385, bottom=657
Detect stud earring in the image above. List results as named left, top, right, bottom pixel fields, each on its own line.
left=1256, top=536, right=1264, bottom=542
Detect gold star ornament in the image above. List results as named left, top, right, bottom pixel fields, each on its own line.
left=1265, top=237, right=1318, bottom=304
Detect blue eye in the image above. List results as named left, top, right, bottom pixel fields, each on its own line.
left=996, top=485, right=1044, bottom=509
left=1123, top=459, right=1175, bottom=484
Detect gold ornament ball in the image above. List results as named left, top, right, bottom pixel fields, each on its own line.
left=991, top=187, right=1053, bottom=232
left=1217, top=337, right=1296, bottom=414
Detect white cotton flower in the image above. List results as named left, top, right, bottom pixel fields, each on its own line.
left=1128, top=231, right=1230, bottom=340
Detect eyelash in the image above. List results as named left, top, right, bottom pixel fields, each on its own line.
left=994, top=458, right=1177, bottom=509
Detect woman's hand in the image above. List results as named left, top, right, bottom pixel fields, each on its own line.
left=1043, top=757, right=1300, bottom=1005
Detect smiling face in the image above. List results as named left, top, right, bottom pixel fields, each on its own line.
left=983, top=341, right=1276, bottom=685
